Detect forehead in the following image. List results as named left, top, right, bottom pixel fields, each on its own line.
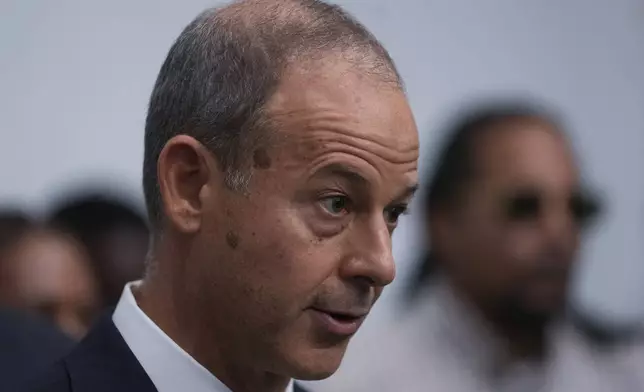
left=474, top=119, right=578, bottom=190
left=265, top=57, right=418, bottom=156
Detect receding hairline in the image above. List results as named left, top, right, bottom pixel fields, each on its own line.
left=200, top=0, right=402, bottom=87
left=187, top=0, right=404, bottom=154
left=253, top=55, right=406, bottom=159
left=142, top=0, right=403, bottom=233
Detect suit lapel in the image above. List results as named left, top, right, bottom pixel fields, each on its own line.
left=294, top=383, right=309, bottom=392
left=64, top=313, right=157, bottom=392
left=63, top=313, right=313, bottom=392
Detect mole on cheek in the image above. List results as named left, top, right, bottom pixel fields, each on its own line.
left=226, top=231, right=240, bottom=249
left=253, top=148, right=272, bottom=169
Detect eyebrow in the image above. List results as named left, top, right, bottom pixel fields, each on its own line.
left=320, top=163, right=369, bottom=186
left=312, top=163, right=419, bottom=202
left=397, top=183, right=419, bottom=202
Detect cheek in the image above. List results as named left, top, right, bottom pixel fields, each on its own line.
left=570, top=233, right=581, bottom=256
left=471, top=216, right=538, bottom=265
left=234, top=222, right=340, bottom=316
left=458, top=225, right=527, bottom=285
left=222, top=237, right=336, bottom=335
left=240, top=201, right=333, bottom=279
left=217, top=190, right=342, bottom=315
left=504, top=226, right=542, bottom=264
left=241, top=227, right=335, bottom=295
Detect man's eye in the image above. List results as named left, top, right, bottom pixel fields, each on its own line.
left=320, top=196, right=351, bottom=216
left=385, top=205, right=408, bottom=225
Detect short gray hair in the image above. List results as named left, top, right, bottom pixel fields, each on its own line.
left=142, top=0, right=402, bottom=231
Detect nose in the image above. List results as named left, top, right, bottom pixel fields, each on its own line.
left=542, top=202, right=579, bottom=256
left=339, top=218, right=396, bottom=288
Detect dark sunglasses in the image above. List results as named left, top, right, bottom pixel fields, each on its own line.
left=503, top=189, right=602, bottom=227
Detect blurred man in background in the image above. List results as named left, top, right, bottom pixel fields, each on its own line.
left=48, top=194, right=149, bottom=308
left=0, top=209, right=32, bottom=256
left=318, top=101, right=642, bottom=391
left=0, top=211, right=76, bottom=389
left=0, top=226, right=100, bottom=339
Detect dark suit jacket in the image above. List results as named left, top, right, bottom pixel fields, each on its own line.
left=24, top=314, right=309, bottom=392
left=0, top=308, right=75, bottom=391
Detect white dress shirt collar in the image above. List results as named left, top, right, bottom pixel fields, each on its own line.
left=113, top=281, right=294, bottom=392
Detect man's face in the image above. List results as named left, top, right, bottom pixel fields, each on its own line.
left=439, top=118, right=594, bottom=326
left=190, top=60, right=418, bottom=379
left=0, top=230, right=99, bottom=339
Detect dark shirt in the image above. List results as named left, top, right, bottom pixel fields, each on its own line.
left=0, top=308, right=74, bottom=391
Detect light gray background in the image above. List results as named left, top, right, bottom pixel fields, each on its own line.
left=1, top=0, right=643, bottom=327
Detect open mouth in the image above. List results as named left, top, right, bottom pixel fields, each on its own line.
left=326, top=312, right=360, bottom=322
left=309, top=308, right=367, bottom=336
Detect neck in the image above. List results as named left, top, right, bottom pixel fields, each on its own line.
left=137, top=251, right=291, bottom=392
left=491, top=317, right=548, bottom=360
left=447, top=278, right=549, bottom=361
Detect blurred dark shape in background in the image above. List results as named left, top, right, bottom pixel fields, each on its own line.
left=0, top=308, right=75, bottom=391
left=0, top=307, right=74, bottom=391
left=407, top=100, right=603, bottom=315
left=0, top=225, right=100, bottom=340
left=403, top=99, right=638, bottom=340
left=0, top=209, right=33, bottom=254
left=399, top=98, right=642, bottom=387
left=0, top=192, right=149, bottom=340
left=0, top=210, right=82, bottom=389
left=47, top=193, right=149, bottom=308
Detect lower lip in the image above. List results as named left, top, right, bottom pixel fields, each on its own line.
left=309, top=309, right=365, bottom=336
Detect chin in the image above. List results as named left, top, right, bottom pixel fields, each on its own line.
left=280, top=344, right=348, bottom=381
left=289, top=355, right=345, bottom=381
left=509, top=299, right=567, bottom=328
left=291, top=366, right=338, bottom=381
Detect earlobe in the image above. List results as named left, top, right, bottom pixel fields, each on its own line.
left=157, top=135, right=214, bottom=234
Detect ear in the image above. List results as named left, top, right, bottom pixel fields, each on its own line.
left=157, top=135, right=220, bottom=234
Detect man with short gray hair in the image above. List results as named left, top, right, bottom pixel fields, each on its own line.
left=27, top=1, right=419, bottom=391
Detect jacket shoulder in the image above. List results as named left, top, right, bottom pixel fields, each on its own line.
left=21, top=361, right=71, bottom=392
